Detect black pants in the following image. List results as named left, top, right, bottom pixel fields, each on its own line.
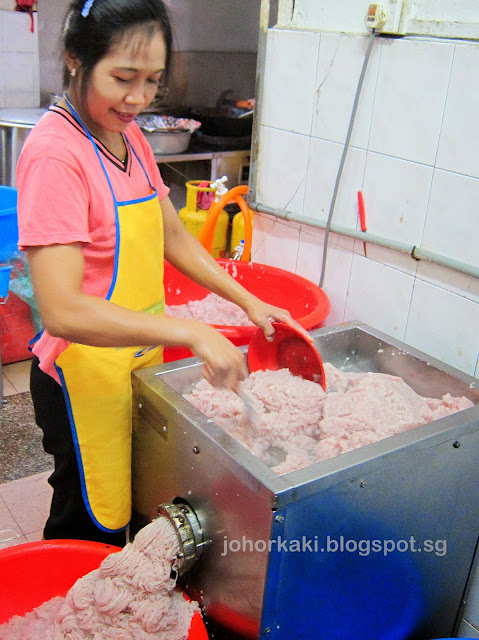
left=30, top=356, right=126, bottom=547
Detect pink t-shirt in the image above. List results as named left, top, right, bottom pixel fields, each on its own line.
left=16, top=105, right=170, bottom=383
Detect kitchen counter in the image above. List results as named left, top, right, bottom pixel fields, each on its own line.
left=0, top=108, right=47, bottom=127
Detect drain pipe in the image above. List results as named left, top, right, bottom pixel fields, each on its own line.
left=317, top=28, right=377, bottom=288
left=247, top=202, right=479, bottom=280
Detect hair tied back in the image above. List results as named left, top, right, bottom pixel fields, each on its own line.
left=81, top=0, right=95, bottom=18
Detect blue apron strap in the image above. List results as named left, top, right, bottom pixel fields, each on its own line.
left=28, top=328, right=44, bottom=351
left=64, top=93, right=118, bottom=207
left=63, top=93, right=158, bottom=300
left=123, top=133, right=155, bottom=191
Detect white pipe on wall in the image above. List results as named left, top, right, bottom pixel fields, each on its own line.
left=248, top=200, right=479, bottom=281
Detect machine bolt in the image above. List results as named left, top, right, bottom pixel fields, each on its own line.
left=192, top=446, right=200, bottom=454
left=275, top=515, right=284, bottom=523
left=263, top=628, right=271, bottom=637
left=453, top=441, right=461, bottom=448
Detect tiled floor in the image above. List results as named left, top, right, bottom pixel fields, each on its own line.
left=1, top=360, right=52, bottom=549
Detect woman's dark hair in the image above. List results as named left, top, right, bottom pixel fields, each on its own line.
left=62, top=0, right=172, bottom=97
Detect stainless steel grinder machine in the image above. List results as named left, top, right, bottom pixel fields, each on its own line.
left=131, top=322, right=479, bottom=640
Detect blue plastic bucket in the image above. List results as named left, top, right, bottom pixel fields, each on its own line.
left=0, top=186, right=18, bottom=263
left=0, top=265, right=13, bottom=298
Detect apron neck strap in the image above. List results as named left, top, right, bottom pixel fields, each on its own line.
left=64, top=92, right=117, bottom=203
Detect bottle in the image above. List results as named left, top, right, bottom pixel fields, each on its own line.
left=230, top=208, right=254, bottom=258
left=232, top=239, right=245, bottom=260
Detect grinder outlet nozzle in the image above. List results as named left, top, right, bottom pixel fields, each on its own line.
left=152, top=502, right=204, bottom=575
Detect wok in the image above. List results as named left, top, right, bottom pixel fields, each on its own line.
left=188, top=107, right=253, bottom=137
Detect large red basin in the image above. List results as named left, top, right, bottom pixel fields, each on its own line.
left=163, top=259, right=330, bottom=362
left=0, top=540, right=207, bottom=639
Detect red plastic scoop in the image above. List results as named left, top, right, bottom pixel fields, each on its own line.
left=247, top=322, right=326, bottom=390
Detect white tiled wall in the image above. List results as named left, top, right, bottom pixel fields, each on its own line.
left=0, top=11, right=39, bottom=108
left=254, top=29, right=479, bottom=382
left=253, top=25, right=479, bottom=636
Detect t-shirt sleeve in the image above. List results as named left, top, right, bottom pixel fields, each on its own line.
left=17, top=154, right=92, bottom=249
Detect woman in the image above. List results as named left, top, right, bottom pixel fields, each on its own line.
left=16, top=0, right=307, bottom=547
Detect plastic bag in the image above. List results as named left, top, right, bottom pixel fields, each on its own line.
left=9, top=254, right=42, bottom=333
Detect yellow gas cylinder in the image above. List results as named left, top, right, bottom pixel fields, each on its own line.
left=178, top=181, right=229, bottom=258
left=230, top=208, right=254, bottom=257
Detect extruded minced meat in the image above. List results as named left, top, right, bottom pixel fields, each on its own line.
left=166, top=293, right=253, bottom=326
left=184, top=364, right=474, bottom=475
left=0, top=516, right=199, bottom=640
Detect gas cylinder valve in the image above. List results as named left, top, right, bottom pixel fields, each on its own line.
left=210, top=175, right=228, bottom=202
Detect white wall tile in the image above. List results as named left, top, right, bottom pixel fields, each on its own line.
left=251, top=212, right=276, bottom=263
left=362, top=152, right=433, bottom=245
left=421, top=169, right=479, bottom=270
left=256, top=125, right=309, bottom=216
left=311, top=33, right=380, bottom=148
left=353, top=240, right=418, bottom=277
left=405, top=279, right=479, bottom=376
left=4, top=91, right=38, bottom=108
left=296, top=226, right=325, bottom=285
left=251, top=217, right=300, bottom=273
left=437, top=44, right=479, bottom=179
left=416, top=260, right=479, bottom=304
left=2, top=11, right=37, bottom=52
left=3, top=51, right=35, bottom=92
left=303, top=138, right=366, bottom=227
left=328, top=230, right=355, bottom=252
left=369, top=38, right=454, bottom=165
left=345, top=255, right=414, bottom=340
left=261, top=28, right=320, bottom=135
left=297, top=228, right=353, bottom=327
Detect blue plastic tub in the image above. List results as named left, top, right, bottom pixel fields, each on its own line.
left=0, top=265, right=13, bottom=298
left=0, top=186, right=18, bottom=263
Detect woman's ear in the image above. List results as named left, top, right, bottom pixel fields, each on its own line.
left=64, top=50, right=81, bottom=76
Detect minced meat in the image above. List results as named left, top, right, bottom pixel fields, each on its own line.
left=184, top=363, right=474, bottom=475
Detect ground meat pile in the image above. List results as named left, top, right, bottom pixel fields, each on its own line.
left=184, top=363, right=474, bottom=475
left=0, top=517, right=199, bottom=640
left=166, top=293, right=253, bottom=326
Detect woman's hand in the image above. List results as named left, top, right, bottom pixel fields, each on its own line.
left=244, top=299, right=314, bottom=344
left=186, top=321, right=249, bottom=391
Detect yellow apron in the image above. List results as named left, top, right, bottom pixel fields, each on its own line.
left=55, top=96, right=165, bottom=533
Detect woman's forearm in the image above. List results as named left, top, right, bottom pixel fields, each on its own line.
left=27, top=242, right=208, bottom=350
left=162, top=197, right=258, bottom=312
left=44, top=291, right=201, bottom=348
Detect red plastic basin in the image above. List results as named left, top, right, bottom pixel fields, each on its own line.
left=164, top=259, right=330, bottom=362
left=0, top=540, right=207, bottom=639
